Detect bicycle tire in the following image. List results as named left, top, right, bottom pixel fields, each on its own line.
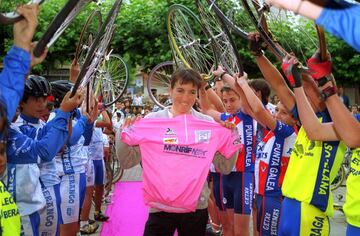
left=147, top=61, right=175, bottom=109
left=72, top=0, right=123, bottom=96
left=331, top=165, right=345, bottom=191
left=33, top=0, right=91, bottom=57
left=0, top=0, right=44, bottom=25
left=196, top=0, right=244, bottom=76
left=240, top=0, right=327, bottom=64
left=98, top=54, right=130, bottom=107
left=167, top=4, right=217, bottom=81
left=74, top=10, right=103, bottom=67
left=201, top=0, right=248, bottom=39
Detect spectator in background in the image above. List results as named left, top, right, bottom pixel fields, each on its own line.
left=132, top=91, right=144, bottom=106
left=271, top=94, right=280, bottom=106
left=338, top=86, right=350, bottom=109
left=351, top=104, right=359, bottom=115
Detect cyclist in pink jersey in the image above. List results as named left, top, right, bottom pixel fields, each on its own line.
left=116, top=68, right=241, bottom=236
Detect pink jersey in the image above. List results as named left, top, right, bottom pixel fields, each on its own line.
left=254, top=121, right=297, bottom=197
left=121, top=114, right=242, bottom=213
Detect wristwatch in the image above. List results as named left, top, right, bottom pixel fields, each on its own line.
left=320, top=81, right=337, bottom=101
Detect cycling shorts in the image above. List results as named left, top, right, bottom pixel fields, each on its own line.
left=20, top=211, right=40, bottom=236
left=59, top=173, right=86, bottom=224
left=93, top=159, right=106, bottom=186
left=255, top=194, right=282, bottom=236
left=85, top=158, right=95, bottom=187
left=347, top=224, right=360, bottom=236
left=222, top=171, right=254, bottom=215
left=211, top=172, right=225, bottom=211
left=38, top=184, right=61, bottom=236
left=279, top=197, right=329, bottom=236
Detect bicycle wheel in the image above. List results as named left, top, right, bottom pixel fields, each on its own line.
left=147, top=61, right=175, bottom=109
left=74, top=10, right=102, bottom=67
left=33, top=0, right=92, bottom=57
left=167, top=4, right=217, bottom=81
left=0, top=0, right=43, bottom=25
left=196, top=0, right=244, bottom=76
left=110, top=144, right=124, bottom=184
left=240, top=0, right=326, bottom=63
left=331, top=165, right=345, bottom=191
left=72, top=0, right=123, bottom=96
left=97, top=54, right=129, bottom=108
left=200, top=0, right=250, bottom=39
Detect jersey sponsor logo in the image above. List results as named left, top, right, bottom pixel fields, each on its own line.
left=195, top=130, right=211, bottom=143
left=163, top=144, right=207, bottom=158
left=262, top=208, right=280, bottom=235
left=7, top=166, right=16, bottom=202
left=163, top=137, right=178, bottom=144
left=265, top=142, right=282, bottom=192
left=42, top=187, right=55, bottom=227
left=311, top=216, right=325, bottom=236
left=165, top=128, right=176, bottom=136
left=244, top=124, right=254, bottom=169
left=68, top=175, right=76, bottom=204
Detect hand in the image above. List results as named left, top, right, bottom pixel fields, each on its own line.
left=247, top=32, right=266, bottom=56
left=60, top=89, right=84, bottom=113
left=281, top=54, right=299, bottom=87
left=307, top=51, right=332, bottom=80
left=13, top=4, right=39, bottom=51
left=265, top=0, right=302, bottom=12
left=30, top=42, right=48, bottom=67
left=220, top=120, right=236, bottom=130
left=234, top=72, right=248, bottom=88
left=121, top=115, right=141, bottom=129
left=88, top=99, right=99, bottom=123
left=70, top=59, right=80, bottom=83
left=212, top=65, right=226, bottom=78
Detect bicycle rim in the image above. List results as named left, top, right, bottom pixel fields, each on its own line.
left=147, top=61, right=175, bottom=109
left=202, top=0, right=250, bottom=39
left=331, top=165, right=345, bottom=191
left=196, top=0, right=244, bottom=76
left=0, top=0, right=43, bottom=25
left=167, top=4, right=217, bottom=80
left=72, top=0, right=123, bottom=96
left=46, top=0, right=91, bottom=48
left=241, top=0, right=324, bottom=63
left=101, top=54, right=129, bottom=107
left=74, top=10, right=103, bottom=67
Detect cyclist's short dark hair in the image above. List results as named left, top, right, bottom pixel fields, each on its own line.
left=220, top=86, right=239, bottom=97
left=170, top=68, right=202, bottom=90
left=248, top=79, right=271, bottom=104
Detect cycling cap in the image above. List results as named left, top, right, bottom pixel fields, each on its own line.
left=25, top=75, right=52, bottom=97
left=50, top=80, right=73, bottom=107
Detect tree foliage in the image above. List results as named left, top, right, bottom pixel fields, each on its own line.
left=0, top=0, right=359, bottom=84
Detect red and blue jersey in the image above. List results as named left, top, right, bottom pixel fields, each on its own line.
left=221, top=111, right=257, bottom=172
left=254, top=121, right=297, bottom=197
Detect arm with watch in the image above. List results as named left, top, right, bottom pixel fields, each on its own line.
left=212, top=66, right=254, bottom=117
left=320, top=77, right=360, bottom=148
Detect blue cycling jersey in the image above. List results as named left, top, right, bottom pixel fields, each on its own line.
left=6, top=110, right=70, bottom=216
left=0, top=46, right=31, bottom=121
left=316, top=1, right=360, bottom=52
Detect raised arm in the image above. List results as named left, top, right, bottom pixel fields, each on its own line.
left=212, top=66, right=254, bottom=117
left=237, top=74, right=277, bottom=130
left=321, top=81, right=360, bottom=148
